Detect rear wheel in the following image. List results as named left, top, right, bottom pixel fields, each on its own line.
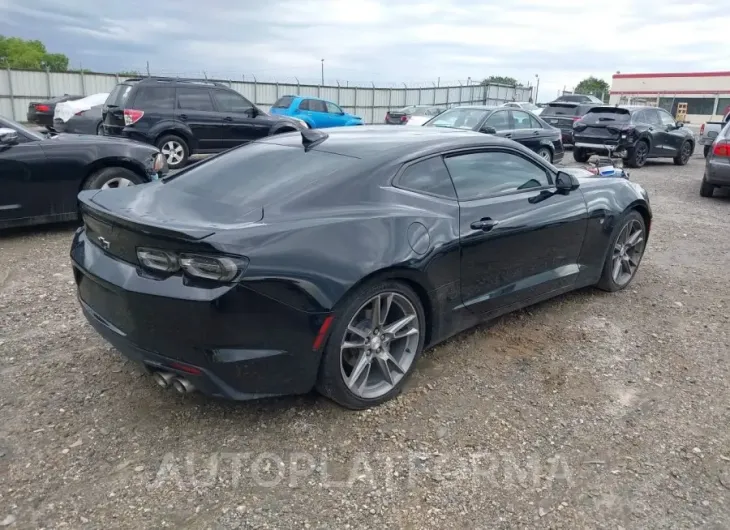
left=573, top=147, right=589, bottom=163
left=626, top=140, right=649, bottom=168
left=596, top=211, right=646, bottom=292
left=82, top=167, right=145, bottom=191
left=156, top=134, right=189, bottom=170
left=673, top=141, right=692, bottom=165
left=96, top=122, right=103, bottom=136
left=699, top=176, right=715, bottom=198
left=316, top=280, right=425, bottom=409
left=536, top=147, right=553, bottom=163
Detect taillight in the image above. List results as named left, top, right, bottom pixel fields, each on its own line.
left=712, top=140, right=730, bottom=157
left=401, top=115, right=409, bottom=123
left=35, top=104, right=50, bottom=112
left=700, top=123, right=705, bottom=135
left=124, top=109, right=144, bottom=126
left=75, top=110, right=85, bottom=116
left=136, top=247, right=249, bottom=282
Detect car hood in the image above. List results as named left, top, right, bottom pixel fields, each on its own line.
left=43, top=133, right=155, bottom=150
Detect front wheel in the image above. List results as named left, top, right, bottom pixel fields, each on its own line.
left=596, top=211, right=647, bottom=292
left=673, top=141, right=692, bottom=165
left=82, top=167, right=145, bottom=191
left=316, top=280, right=426, bottom=409
left=573, top=147, right=589, bottom=163
left=156, top=134, right=189, bottom=170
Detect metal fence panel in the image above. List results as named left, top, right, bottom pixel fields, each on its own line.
left=0, top=68, right=535, bottom=122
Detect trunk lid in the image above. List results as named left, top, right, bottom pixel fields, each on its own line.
left=78, top=184, right=263, bottom=264
left=541, top=103, right=593, bottom=132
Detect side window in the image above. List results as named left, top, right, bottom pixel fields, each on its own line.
left=396, top=157, right=457, bottom=199
left=325, top=102, right=343, bottom=114
left=643, top=109, right=662, bottom=126
left=511, top=110, right=533, bottom=130
left=272, top=96, right=294, bottom=109
left=657, top=109, right=676, bottom=127
left=299, top=100, right=310, bottom=111
left=310, top=100, right=327, bottom=113
left=213, top=90, right=253, bottom=113
left=132, top=86, right=175, bottom=108
left=529, top=114, right=543, bottom=128
left=177, top=88, right=214, bottom=112
left=444, top=151, right=550, bottom=200
left=483, top=111, right=510, bottom=131
left=633, top=110, right=649, bottom=125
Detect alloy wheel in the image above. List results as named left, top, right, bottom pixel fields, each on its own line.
left=611, top=219, right=644, bottom=286
left=161, top=141, right=184, bottom=166
left=340, top=292, right=420, bottom=399
left=101, top=177, right=134, bottom=189
left=636, top=143, right=648, bottom=166
left=538, top=148, right=552, bottom=162
left=681, top=142, right=691, bottom=163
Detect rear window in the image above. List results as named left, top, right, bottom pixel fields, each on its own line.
left=541, top=104, right=580, bottom=117
left=272, top=96, right=294, bottom=109
left=164, top=143, right=353, bottom=205
left=581, top=109, right=631, bottom=124
left=131, top=86, right=175, bottom=108
left=106, top=83, right=136, bottom=107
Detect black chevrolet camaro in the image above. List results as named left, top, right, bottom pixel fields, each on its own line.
left=0, top=116, right=167, bottom=230
left=71, top=126, right=651, bottom=409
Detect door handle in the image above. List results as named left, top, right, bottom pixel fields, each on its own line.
left=179, top=114, right=188, bottom=121
left=224, top=116, right=233, bottom=122
left=470, top=218, right=499, bottom=231
left=648, top=126, right=654, bottom=131
left=533, top=130, right=540, bottom=135
left=504, top=133, right=512, bottom=138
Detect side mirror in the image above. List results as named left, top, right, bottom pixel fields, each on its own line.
left=248, top=107, right=259, bottom=117
left=555, top=171, right=580, bottom=192
left=0, top=128, right=18, bottom=145
left=481, top=125, right=497, bottom=134
left=676, top=122, right=684, bottom=128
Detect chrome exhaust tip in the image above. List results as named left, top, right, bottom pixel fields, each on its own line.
left=172, top=377, right=195, bottom=394
left=152, top=371, right=176, bottom=389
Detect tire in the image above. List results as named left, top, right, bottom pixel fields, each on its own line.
left=596, top=210, right=647, bottom=292
left=699, top=176, right=715, bottom=198
left=573, top=147, right=589, bottom=163
left=626, top=140, right=649, bottom=168
left=96, top=122, right=103, bottom=136
left=156, top=134, right=189, bottom=170
left=82, top=167, right=145, bottom=191
left=316, top=280, right=426, bottom=410
left=703, top=145, right=711, bottom=158
left=536, top=147, right=553, bottom=163
left=673, top=140, right=692, bottom=165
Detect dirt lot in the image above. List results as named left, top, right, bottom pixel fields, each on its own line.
left=1, top=150, right=729, bottom=529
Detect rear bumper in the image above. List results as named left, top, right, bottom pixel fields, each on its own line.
left=705, top=161, right=730, bottom=186
left=71, top=229, right=328, bottom=401
left=28, top=113, right=53, bottom=128
left=561, top=131, right=573, bottom=145
left=53, top=119, right=68, bottom=133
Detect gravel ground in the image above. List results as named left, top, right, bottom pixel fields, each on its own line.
left=1, top=149, right=729, bottom=529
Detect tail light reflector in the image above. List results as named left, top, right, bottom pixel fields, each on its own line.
left=699, top=123, right=705, bottom=135
left=124, top=108, right=144, bottom=125
left=35, top=104, right=50, bottom=112
left=312, top=315, right=334, bottom=351
left=169, top=362, right=202, bottom=375
left=712, top=140, right=730, bottom=157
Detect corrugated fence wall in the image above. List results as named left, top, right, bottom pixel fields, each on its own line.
left=0, top=69, right=533, bottom=124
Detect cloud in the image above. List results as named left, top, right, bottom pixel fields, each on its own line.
left=1, top=0, right=729, bottom=100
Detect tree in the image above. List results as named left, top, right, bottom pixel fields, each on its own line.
left=574, top=76, right=610, bottom=101
left=482, top=75, right=519, bottom=87
left=0, top=35, right=69, bottom=71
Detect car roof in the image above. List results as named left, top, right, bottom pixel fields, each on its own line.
left=258, top=125, right=514, bottom=159
left=445, top=105, right=500, bottom=111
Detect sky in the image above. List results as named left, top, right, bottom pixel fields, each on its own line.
left=1, top=0, right=730, bottom=102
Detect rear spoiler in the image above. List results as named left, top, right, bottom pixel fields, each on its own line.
left=586, top=106, right=630, bottom=114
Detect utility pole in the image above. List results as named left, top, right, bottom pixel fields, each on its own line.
left=146, top=61, right=150, bottom=77
left=534, top=74, right=540, bottom=103
left=321, top=59, right=324, bottom=86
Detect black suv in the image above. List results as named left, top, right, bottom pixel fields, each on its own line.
left=102, top=77, right=306, bottom=169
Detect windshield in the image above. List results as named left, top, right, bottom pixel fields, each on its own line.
left=411, top=107, right=435, bottom=116
left=106, top=83, right=135, bottom=107
left=542, top=104, right=580, bottom=117
left=581, top=109, right=631, bottom=124
left=520, top=103, right=538, bottom=111
left=0, top=116, right=44, bottom=141
left=424, top=108, right=489, bottom=129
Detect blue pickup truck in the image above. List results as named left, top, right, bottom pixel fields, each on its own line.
left=270, top=95, right=363, bottom=128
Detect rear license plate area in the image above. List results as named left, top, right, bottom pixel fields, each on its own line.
left=78, top=275, right=130, bottom=334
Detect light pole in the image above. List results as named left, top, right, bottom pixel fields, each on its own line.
left=534, top=74, right=540, bottom=103
left=321, top=59, right=324, bottom=86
